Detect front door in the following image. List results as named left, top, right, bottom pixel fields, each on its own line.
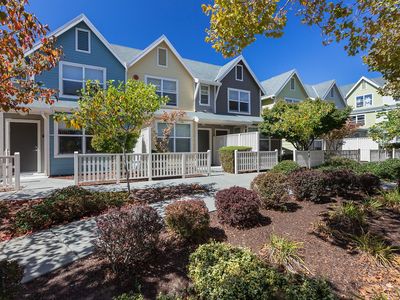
left=197, top=129, right=211, bottom=152
left=9, top=122, right=38, bottom=172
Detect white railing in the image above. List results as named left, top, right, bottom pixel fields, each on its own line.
left=74, top=150, right=211, bottom=185
left=294, top=150, right=324, bottom=168
left=234, top=150, right=278, bottom=174
left=0, top=152, right=20, bottom=190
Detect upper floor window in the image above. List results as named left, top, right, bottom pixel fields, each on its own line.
left=235, top=65, right=243, bottom=81
left=76, top=28, right=91, bottom=53
left=350, top=114, right=365, bottom=126
left=200, top=84, right=210, bottom=105
left=146, top=76, right=177, bottom=106
left=290, top=77, right=295, bottom=90
left=285, top=98, right=301, bottom=103
left=60, top=62, right=105, bottom=98
left=330, top=88, right=334, bottom=98
left=228, top=88, right=250, bottom=114
left=157, top=47, right=168, bottom=67
left=356, top=94, right=372, bottom=108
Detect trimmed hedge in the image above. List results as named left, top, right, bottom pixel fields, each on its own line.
left=272, top=160, right=301, bottom=175
left=218, top=146, right=252, bottom=173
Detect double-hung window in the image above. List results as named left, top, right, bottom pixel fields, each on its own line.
left=350, top=114, right=365, bottom=126
left=157, top=123, right=191, bottom=152
left=55, top=121, right=95, bottom=156
left=75, top=28, right=91, bottom=53
left=146, top=76, right=177, bottom=106
left=200, top=84, right=210, bottom=105
left=356, top=94, right=373, bottom=108
left=60, top=62, right=106, bottom=98
left=228, top=88, right=250, bottom=114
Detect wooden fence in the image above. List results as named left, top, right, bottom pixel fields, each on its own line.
left=0, top=152, right=20, bottom=190
left=294, top=150, right=325, bottom=168
left=234, top=150, right=278, bottom=174
left=74, top=150, right=211, bottom=185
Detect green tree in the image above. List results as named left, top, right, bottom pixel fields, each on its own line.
left=260, top=99, right=351, bottom=150
left=56, top=80, right=166, bottom=192
left=202, top=0, right=400, bottom=98
left=369, top=106, right=400, bottom=148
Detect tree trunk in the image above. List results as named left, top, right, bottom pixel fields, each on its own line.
left=122, top=147, right=130, bottom=193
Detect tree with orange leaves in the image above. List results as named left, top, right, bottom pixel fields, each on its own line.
left=0, top=0, right=62, bottom=112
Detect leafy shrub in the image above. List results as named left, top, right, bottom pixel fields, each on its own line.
left=261, top=234, right=308, bottom=274
left=0, top=260, right=24, bottom=300
left=95, top=205, right=163, bottom=275
left=272, top=160, right=301, bottom=175
left=357, top=173, right=381, bottom=195
left=283, top=275, right=336, bottom=300
left=164, top=200, right=209, bottom=239
left=289, top=169, right=326, bottom=202
left=360, top=159, right=400, bottom=182
left=326, top=202, right=367, bottom=235
left=218, top=146, right=252, bottom=173
left=215, top=186, right=260, bottom=228
left=322, top=169, right=358, bottom=195
left=113, top=293, right=144, bottom=300
left=188, top=242, right=283, bottom=300
left=251, top=172, right=289, bottom=210
left=352, top=232, right=398, bottom=267
left=318, top=156, right=360, bottom=171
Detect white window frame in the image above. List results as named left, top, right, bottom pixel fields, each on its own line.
left=227, top=88, right=251, bottom=115
left=156, top=121, right=192, bottom=152
left=59, top=61, right=106, bottom=99
left=285, top=97, right=301, bottom=103
left=350, top=114, right=365, bottom=126
left=199, top=84, right=210, bottom=106
left=145, top=75, right=179, bottom=107
left=355, top=94, right=373, bottom=108
left=75, top=28, right=91, bottom=54
left=235, top=65, right=243, bottom=81
left=290, top=77, right=295, bottom=90
left=157, top=47, right=168, bottom=68
left=53, top=121, right=94, bottom=158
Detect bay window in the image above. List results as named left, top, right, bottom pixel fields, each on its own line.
left=146, top=76, right=178, bottom=106
left=157, top=123, right=191, bottom=152
left=228, top=88, right=250, bottom=114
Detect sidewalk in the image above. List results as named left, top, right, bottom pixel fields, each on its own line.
left=0, top=172, right=259, bottom=283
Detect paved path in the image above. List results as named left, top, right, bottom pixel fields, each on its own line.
left=0, top=172, right=259, bottom=283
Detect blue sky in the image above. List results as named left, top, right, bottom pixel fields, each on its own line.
left=29, top=0, right=380, bottom=86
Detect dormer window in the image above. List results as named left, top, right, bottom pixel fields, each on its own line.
left=235, top=65, right=243, bottom=81
left=157, top=47, right=168, bottom=67
left=76, top=28, right=91, bottom=53
left=290, top=77, right=295, bottom=90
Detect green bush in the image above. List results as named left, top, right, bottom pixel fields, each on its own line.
left=188, top=242, right=283, bottom=300
left=272, top=160, right=301, bottom=175
left=283, top=275, right=336, bottom=300
left=381, top=189, right=400, bottom=209
left=360, top=159, right=400, bottom=182
left=251, top=172, right=290, bottom=210
left=113, top=293, right=144, bottom=300
left=218, top=146, right=252, bottom=173
left=164, top=200, right=210, bottom=240
left=327, top=202, right=367, bottom=235
left=0, top=260, right=24, bottom=300
left=319, top=156, right=361, bottom=171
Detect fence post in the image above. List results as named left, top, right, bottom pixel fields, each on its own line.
left=14, top=152, right=20, bottom=190
left=207, top=150, right=211, bottom=176
left=182, top=153, right=187, bottom=179
left=73, top=151, right=79, bottom=185
left=293, top=149, right=297, bottom=162
left=256, top=150, right=260, bottom=173
left=393, top=148, right=395, bottom=159
left=358, top=149, right=361, bottom=162
left=307, top=151, right=311, bottom=169
left=116, top=154, right=121, bottom=184
left=234, top=150, right=238, bottom=174
left=148, top=153, right=152, bottom=181
left=275, top=149, right=279, bottom=166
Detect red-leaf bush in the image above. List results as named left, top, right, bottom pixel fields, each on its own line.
left=289, top=169, right=327, bottom=202
left=357, top=172, right=381, bottom=195
left=165, top=199, right=210, bottom=239
left=251, top=172, right=290, bottom=210
left=215, top=186, right=260, bottom=228
left=95, top=205, right=163, bottom=275
left=323, top=169, right=358, bottom=195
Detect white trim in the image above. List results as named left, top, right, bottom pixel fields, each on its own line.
left=59, top=61, right=106, bottom=99
left=355, top=93, right=373, bottom=108
left=199, top=84, right=211, bottom=106
left=41, top=113, right=50, bottom=176
left=24, top=14, right=126, bottom=67
left=227, top=88, right=251, bottom=115
left=268, top=70, right=311, bottom=99
left=145, top=75, right=179, bottom=108
left=350, top=114, right=366, bottom=126
left=235, top=65, right=243, bottom=81
left=127, top=35, right=196, bottom=79
left=197, top=128, right=212, bottom=152
left=345, top=76, right=381, bottom=98
left=75, top=27, right=91, bottom=53
left=157, top=47, right=168, bottom=68
left=5, top=119, right=41, bottom=173
left=155, top=121, right=192, bottom=152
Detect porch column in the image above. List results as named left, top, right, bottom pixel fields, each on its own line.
left=0, top=112, right=3, bottom=154
left=42, top=113, right=50, bottom=176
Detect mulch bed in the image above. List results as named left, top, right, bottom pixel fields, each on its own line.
left=20, top=197, right=400, bottom=300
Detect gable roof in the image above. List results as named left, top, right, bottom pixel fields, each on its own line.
left=343, top=76, right=385, bottom=98
left=305, top=80, right=347, bottom=107
left=261, top=69, right=310, bottom=99
left=25, top=14, right=126, bottom=67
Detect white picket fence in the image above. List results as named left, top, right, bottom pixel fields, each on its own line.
left=234, top=150, right=278, bottom=174
left=0, top=152, right=20, bottom=190
left=74, top=150, right=211, bottom=185
left=294, top=150, right=325, bottom=168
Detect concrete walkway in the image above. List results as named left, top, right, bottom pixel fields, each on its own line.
left=0, top=172, right=259, bottom=283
